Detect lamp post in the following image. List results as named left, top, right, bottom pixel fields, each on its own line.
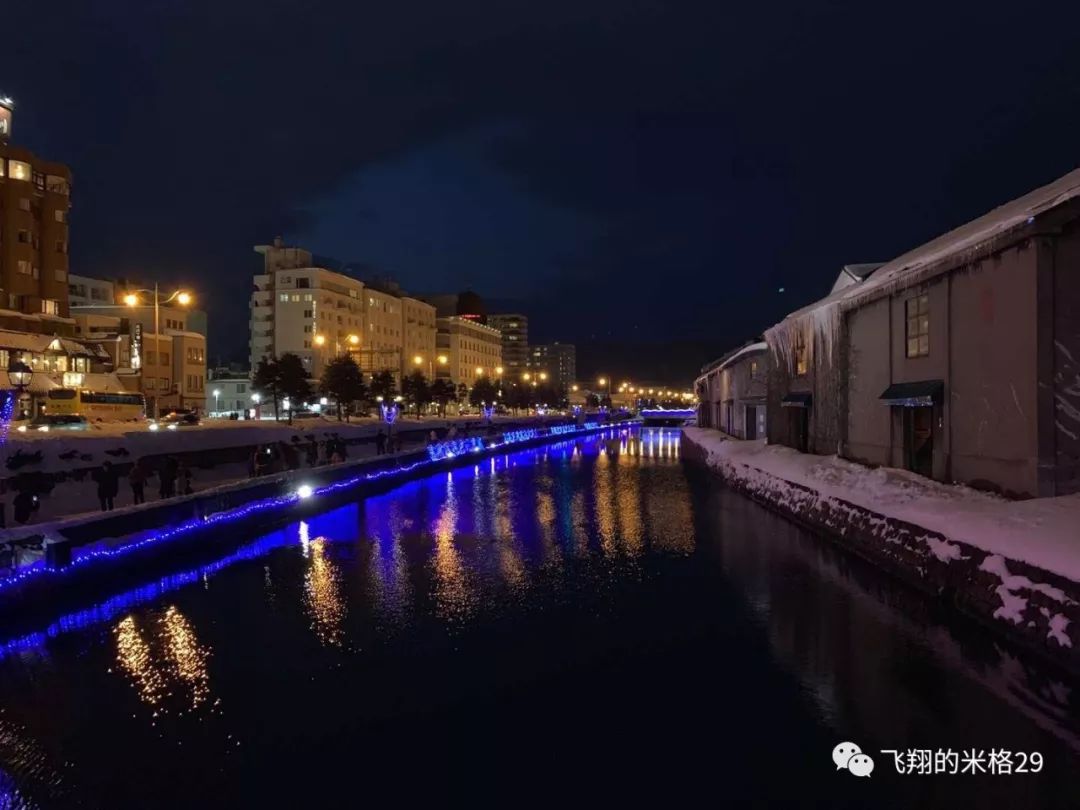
left=7, top=360, right=33, bottom=421
left=212, top=388, right=221, bottom=415
left=124, top=284, right=192, bottom=418
left=251, top=392, right=261, bottom=420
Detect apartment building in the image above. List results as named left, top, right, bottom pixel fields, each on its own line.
left=0, top=96, right=74, bottom=335
left=435, top=316, right=503, bottom=387
left=488, top=313, right=529, bottom=373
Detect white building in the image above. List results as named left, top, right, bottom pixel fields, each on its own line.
left=435, top=316, right=503, bottom=388
left=250, top=239, right=437, bottom=384
left=206, top=377, right=252, bottom=416
left=68, top=274, right=115, bottom=307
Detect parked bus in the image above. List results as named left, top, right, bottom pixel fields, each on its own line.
left=45, top=388, right=146, bottom=421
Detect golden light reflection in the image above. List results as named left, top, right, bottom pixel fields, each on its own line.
left=162, top=606, right=212, bottom=708
left=115, top=616, right=167, bottom=707
left=432, top=475, right=477, bottom=622
left=113, top=607, right=217, bottom=717
left=304, top=538, right=347, bottom=646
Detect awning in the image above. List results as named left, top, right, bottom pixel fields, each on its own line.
left=879, top=380, right=943, bottom=407
left=781, top=392, right=812, bottom=408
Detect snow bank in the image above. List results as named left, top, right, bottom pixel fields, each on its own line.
left=684, top=427, right=1080, bottom=662
left=685, top=428, right=1080, bottom=582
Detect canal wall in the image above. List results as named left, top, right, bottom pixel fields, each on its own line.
left=681, top=428, right=1080, bottom=672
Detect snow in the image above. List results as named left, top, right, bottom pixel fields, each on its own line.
left=1048, top=614, right=1073, bottom=649
left=684, top=427, right=1080, bottom=583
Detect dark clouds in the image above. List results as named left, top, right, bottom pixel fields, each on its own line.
left=4, top=0, right=1080, bottom=378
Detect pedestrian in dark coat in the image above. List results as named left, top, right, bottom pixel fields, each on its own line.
left=94, top=461, right=120, bottom=511
left=159, top=456, right=179, bottom=498
left=129, top=460, right=148, bottom=505
left=375, top=429, right=387, bottom=455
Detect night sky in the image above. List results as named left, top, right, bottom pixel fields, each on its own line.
left=5, top=0, right=1080, bottom=381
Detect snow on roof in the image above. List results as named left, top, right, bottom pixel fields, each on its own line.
left=780, top=166, right=1080, bottom=325
left=829, top=263, right=885, bottom=294
left=697, top=340, right=768, bottom=381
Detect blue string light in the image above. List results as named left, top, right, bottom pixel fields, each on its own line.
left=0, top=420, right=628, bottom=598
left=0, top=390, right=16, bottom=448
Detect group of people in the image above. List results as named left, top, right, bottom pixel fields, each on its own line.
left=375, top=429, right=403, bottom=455
left=90, top=456, right=193, bottom=513
left=251, top=437, right=351, bottom=477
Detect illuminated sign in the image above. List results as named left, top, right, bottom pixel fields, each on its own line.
left=0, top=105, right=10, bottom=142
left=131, top=323, right=142, bottom=370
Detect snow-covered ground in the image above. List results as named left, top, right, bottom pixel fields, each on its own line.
left=684, top=428, right=1080, bottom=583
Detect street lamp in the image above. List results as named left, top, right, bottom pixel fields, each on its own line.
left=124, top=284, right=193, bottom=418
left=7, top=360, right=33, bottom=420
left=212, top=388, right=221, bottom=414
left=314, top=334, right=327, bottom=346
left=251, top=392, right=261, bottom=420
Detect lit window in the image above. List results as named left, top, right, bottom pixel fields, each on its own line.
left=41, top=300, right=59, bottom=315
left=794, top=332, right=808, bottom=376
left=906, top=294, right=930, bottom=358
left=46, top=175, right=70, bottom=195
left=279, top=293, right=289, bottom=302
left=54, top=210, right=67, bottom=223
left=16, top=260, right=31, bottom=275
left=17, top=198, right=30, bottom=211
left=291, top=294, right=300, bottom=302
left=145, top=377, right=156, bottom=390
left=8, top=160, right=30, bottom=181
left=54, top=269, right=66, bottom=282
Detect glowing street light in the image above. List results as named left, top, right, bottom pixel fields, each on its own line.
left=314, top=334, right=327, bottom=346
left=495, top=366, right=504, bottom=375
left=539, top=372, right=548, bottom=381
left=437, top=355, right=448, bottom=365
left=413, top=355, right=423, bottom=365
left=348, top=334, right=360, bottom=346
left=522, top=372, right=531, bottom=381
left=124, top=283, right=193, bottom=418
left=475, top=366, right=484, bottom=375
left=212, top=388, right=221, bottom=413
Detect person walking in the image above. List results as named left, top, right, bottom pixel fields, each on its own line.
left=129, top=460, right=148, bottom=505
left=375, top=429, right=387, bottom=456
left=94, top=461, right=120, bottom=511
left=159, top=456, right=178, bottom=498
left=178, top=461, right=194, bottom=496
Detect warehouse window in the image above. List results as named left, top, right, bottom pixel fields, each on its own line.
left=906, top=294, right=929, bottom=358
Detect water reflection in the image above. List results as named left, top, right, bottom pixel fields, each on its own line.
left=303, top=538, right=347, bottom=647
left=113, top=606, right=216, bottom=718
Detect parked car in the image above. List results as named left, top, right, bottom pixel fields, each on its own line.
left=155, top=409, right=201, bottom=428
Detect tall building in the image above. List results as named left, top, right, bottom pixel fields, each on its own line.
left=435, top=316, right=502, bottom=388
left=0, top=96, right=74, bottom=335
left=250, top=239, right=437, bottom=384
left=487, top=313, right=529, bottom=374
left=401, top=295, right=438, bottom=379
left=529, top=342, right=576, bottom=394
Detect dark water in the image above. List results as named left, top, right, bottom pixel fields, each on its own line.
left=0, top=428, right=1078, bottom=808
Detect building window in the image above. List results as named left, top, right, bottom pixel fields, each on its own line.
left=54, top=210, right=68, bottom=223
left=46, top=175, right=70, bottom=195
left=145, top=377, right=156, bottom=390
left=750, top=360, right=758, bottom=375
left=303, top=309, right=313, bottom=318
left=290, top=294, right=300, bottom=302
left=794, top=332, right=808, bottom=376
left=56, top=240, right=68, bottom=254
left=303, top=325, right=312, bottom=333
left=8, top=160, right=31, bottom=181
left=279, top=293, right=289, bottom=302
left=160, top=352, right=170, bottom=366
left=297, top=277, right=310, bottom=288
left=16, top=260, right=31, bottom=275
left=906, top=294, right=930, bottom=358
left=17, top=230, right=30, bottom=244
left=160, top=378, right=170, bottom=390
left=236, top=383, right=246, bottom=393
left=17, top=198, right=30, bottom=211
left=41, top=300, right=59, bottom=315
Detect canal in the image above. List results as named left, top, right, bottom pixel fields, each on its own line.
left=0, top=427, right=1077, bottom=808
